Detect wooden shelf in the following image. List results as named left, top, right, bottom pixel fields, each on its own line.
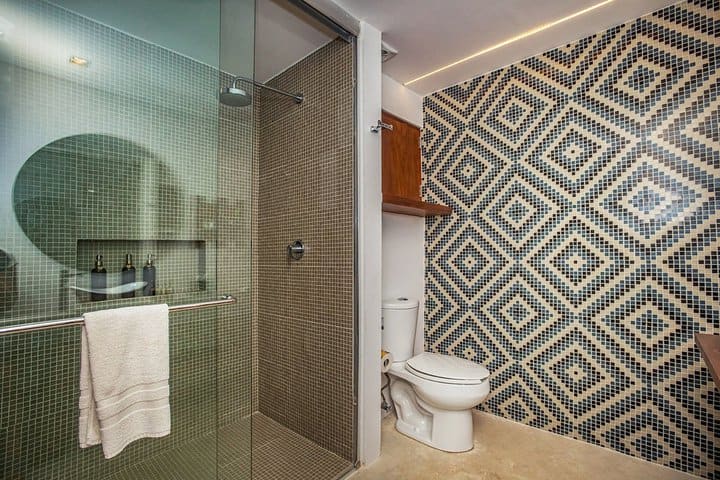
left=382, top=194, right=452, bottom=217
left=696, top=333, right=720, bottom=389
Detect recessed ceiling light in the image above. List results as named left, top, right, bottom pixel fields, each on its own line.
left=69, top=56, right=89, bottom=66
left=405, top=0, right=614, bottom=86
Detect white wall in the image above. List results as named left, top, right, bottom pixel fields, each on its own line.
left=357, top=22, right=383, bottom=466
left=382, top=74, right=422, bottom=127
left=381, top=74, right=425, bottom=354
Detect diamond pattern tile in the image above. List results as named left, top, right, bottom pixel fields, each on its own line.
left=423, top=1, right=720, bottom=477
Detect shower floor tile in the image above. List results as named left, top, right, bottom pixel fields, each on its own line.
left=106, top=434, right=217, bottom=480
left=222, top=413, right=353, bottom=480
left=106, top=413, right=352, bottom=480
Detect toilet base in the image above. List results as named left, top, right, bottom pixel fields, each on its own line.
left=389, top=374, right=475, bottom=452
left=395, top=405, right=474, bottom=452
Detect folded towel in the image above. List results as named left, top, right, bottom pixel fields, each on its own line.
left=79, top=304, right=171, bottom=459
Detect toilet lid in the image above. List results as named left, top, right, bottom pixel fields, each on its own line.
left=406, top=352, right=489, bottom=384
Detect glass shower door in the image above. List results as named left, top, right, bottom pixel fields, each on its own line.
left=0, top=0, right=253, bottom=478
left=215, top=1, right=256, bottom=478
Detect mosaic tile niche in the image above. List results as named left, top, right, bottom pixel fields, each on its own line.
left=0, top=0, right=253, bottom=478
left=423, top=0, right=720, bottom=477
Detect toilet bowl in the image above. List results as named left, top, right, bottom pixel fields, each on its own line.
left=382, top=298, right=491, bottom=452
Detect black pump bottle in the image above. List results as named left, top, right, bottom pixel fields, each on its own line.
left=90, top=254, right=107, bottom=301
left=121, top=253, right=136, bottom=298
left=142, top=254, right=156, bottom=296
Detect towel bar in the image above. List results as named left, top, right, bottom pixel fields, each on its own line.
left=0, top=295, right=236, bottom=337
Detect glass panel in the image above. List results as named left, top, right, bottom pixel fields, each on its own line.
left=216, top=1, right=255, bottom=479
left=0, top=0, right=256, bottom=478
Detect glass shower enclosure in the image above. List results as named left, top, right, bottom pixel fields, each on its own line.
left=0, top=0, right=254, bottom=479
left=0, top=0, right=356, bottom=479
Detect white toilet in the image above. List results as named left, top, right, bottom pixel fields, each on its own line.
left=382, top=297, right=490, bottom=452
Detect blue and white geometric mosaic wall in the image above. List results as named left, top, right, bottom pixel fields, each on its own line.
left=423, top=0, right=720, bottom=476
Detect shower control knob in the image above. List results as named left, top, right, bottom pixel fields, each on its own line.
left=287, top=240, right=305, bottom=261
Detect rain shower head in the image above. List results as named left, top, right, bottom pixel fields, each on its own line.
left=220, top=86, right=252, bottom=107
left=220, top=76, right=303, bottom=107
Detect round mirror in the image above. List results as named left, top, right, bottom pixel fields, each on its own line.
left=13, top=134, right=182, bottom=268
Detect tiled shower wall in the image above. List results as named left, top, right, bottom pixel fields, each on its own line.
left=0, top=1, right=253, bottom=478
left=256, top=38, right=355, bottom=462
left=423, top=0, right=720, bottom=477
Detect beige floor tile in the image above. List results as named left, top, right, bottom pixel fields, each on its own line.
left=350, top=413, right=700, bottom=480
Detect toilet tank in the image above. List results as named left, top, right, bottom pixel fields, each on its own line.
left=382, top=297, right=419, bottom=362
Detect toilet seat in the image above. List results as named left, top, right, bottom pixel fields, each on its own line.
left=405, top=352, right=489, bottom=385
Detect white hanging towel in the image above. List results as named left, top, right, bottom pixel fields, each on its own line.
left=78, top=303, right=171, bottom=459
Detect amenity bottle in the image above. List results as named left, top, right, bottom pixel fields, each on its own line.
left=142, top=254, right=156, bottom=296
left=90, top=254, right=107, bottom=301
left=121, top=253, right=136, bottom=298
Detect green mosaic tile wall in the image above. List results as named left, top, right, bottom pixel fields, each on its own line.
left=0, top=0, right=254, bottom=478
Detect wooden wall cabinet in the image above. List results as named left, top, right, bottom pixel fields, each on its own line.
left=696, top=333, right=720, bottom=389
left=381, top=110, right=451, bottom=217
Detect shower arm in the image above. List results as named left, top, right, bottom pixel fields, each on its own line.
left=232, top=76, right=304, bottom=104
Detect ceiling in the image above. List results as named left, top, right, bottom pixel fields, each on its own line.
left=11, top=1, right=682, bottom=97
left=334, top=0, right=679, bottom=95
left=47, top=0, right=335, bottom=83
left=49, top=0, right=225, bottom=67
left=0, top=0, right=223, bottom=111
left=0, top=0, right=335, bottom=113
left=254, top=0, right=335, bottom=82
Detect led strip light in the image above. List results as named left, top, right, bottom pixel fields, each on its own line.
left=405, top=0, right=614, bottom=86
